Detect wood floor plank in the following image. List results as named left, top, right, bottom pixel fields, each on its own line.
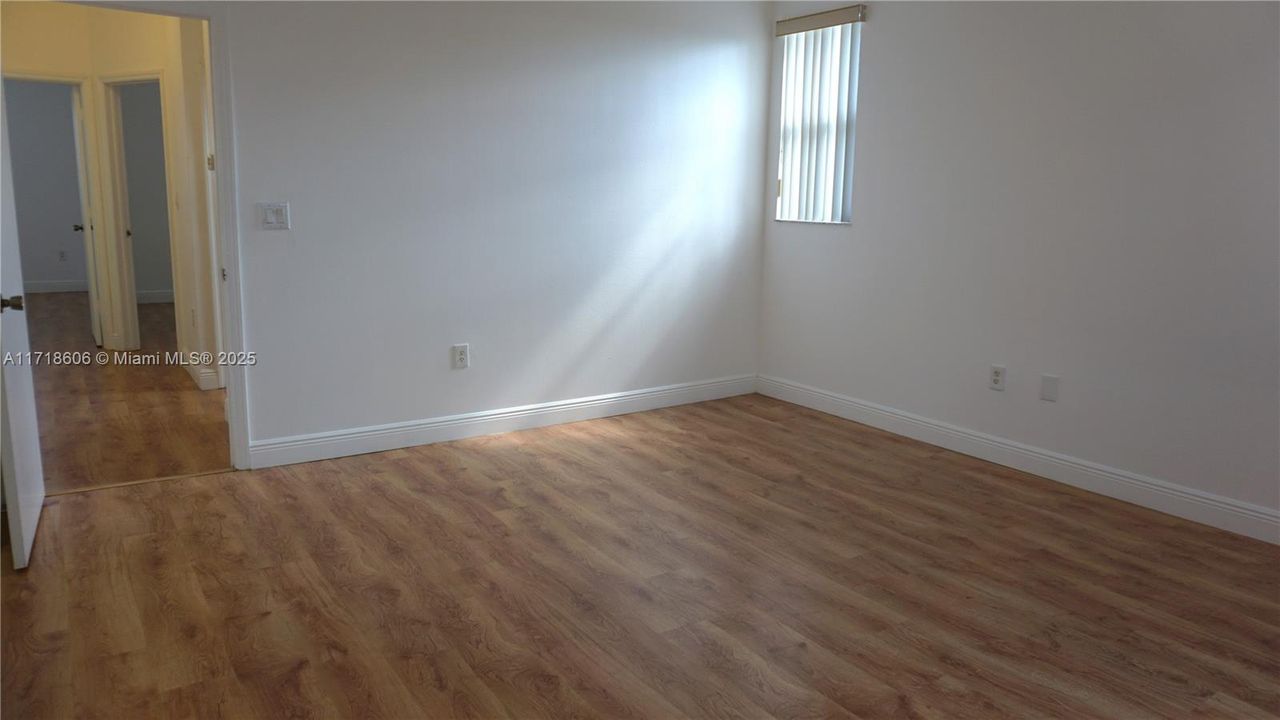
left=4, top=394, right=1278, bottom=718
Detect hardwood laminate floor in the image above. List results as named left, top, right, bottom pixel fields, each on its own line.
left=4, top=394, right=1277, bottom=718
left=25, top=292, right=230, bottom=493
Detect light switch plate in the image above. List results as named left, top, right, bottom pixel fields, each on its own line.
left=258, top=202, right=291, bottom=230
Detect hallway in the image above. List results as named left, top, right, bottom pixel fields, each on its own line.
left=26, top=292, right=230, bottom=493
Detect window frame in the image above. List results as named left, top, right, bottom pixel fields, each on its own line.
left=773, top=5, right=866, bottom=225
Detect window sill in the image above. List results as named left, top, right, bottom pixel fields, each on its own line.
left=773, top=219, right=851, bottom=226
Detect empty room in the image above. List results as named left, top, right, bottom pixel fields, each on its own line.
left=0, top=1, right=1276, bottom=718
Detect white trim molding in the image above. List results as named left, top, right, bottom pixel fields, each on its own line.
left=184, top=362, right=221, bottom=391
left=756, top=375, right=1280, bottom=544
left=23, top=280, right=89, bottom=293
left=136, top=289, right=174, bottom=304
left=247, top=371, right=1277, bottom=544
left=249, top=375, right=757, bottom=469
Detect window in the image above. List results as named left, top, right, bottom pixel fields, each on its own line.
left=775, top=5, right=865, bottom=224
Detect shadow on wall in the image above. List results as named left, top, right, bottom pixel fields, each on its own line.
left=228, top=1, right=770, bottom=440
left=500, top=41, right=761, bottom=403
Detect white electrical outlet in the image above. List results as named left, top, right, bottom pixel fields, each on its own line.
left=989, top=364, right=1007, bottom=391
left=451, top=343, right=470, bottom=369
left=1040, top=374, right=1060, bottom=402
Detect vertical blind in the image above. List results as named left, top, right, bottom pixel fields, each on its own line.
left=776, top=19, right=862, bottom=224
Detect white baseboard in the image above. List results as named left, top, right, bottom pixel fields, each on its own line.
left=756, top=375, right=1279, bottom=544
left=248, top=374, right=757, bottom=469
left=24, top=280, right=88, bottom=293
left=244, top=370, right=1277, bottom=544
left=137, top=290, right=174, bottom=304
left=185, top=363, right=223, bottom=391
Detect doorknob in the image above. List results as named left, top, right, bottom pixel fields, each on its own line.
left=73, top=224, right=84, bottom=232
left=1, top=295, right=24, bottom=312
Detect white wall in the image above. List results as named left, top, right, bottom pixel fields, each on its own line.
left=119, top=81, right=174, bottom=303
left=760, top=3, right=1280, bottom=514
left=220, top=2, right=769, bottom=441
left=3, top=79, right=87, bottom=293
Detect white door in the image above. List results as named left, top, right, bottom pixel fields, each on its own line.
left=0, top=90, right=47, bottom=570
left=71, top=85, right=103, bottom=347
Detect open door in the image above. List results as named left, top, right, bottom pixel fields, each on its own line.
left=71, top=85, right=103, bottom=347
left=0, top=90, right=47, bottom=570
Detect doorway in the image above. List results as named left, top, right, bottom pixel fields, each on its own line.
left=117, top=81, right=175, bottom=314
left=1, top=78, right=102, bottom=344
left=2, top=12, right=230, bottom=494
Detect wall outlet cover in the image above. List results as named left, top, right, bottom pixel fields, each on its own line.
left=989, top=364, right=1007, bottom=391
left=451, top=343, right=470, bottom=369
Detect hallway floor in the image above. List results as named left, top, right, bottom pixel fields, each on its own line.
left=25, top=292, right=230, bottom=493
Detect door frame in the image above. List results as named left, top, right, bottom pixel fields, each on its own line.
left=194, top=7, right=250, bottom=469
left=37, top=2, right=250, bottom=469
left=99, top=70, right=177, bottom=353
left=101, top=3, right=249, bottom=468
left=0, top=71, right=105, bottom=347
